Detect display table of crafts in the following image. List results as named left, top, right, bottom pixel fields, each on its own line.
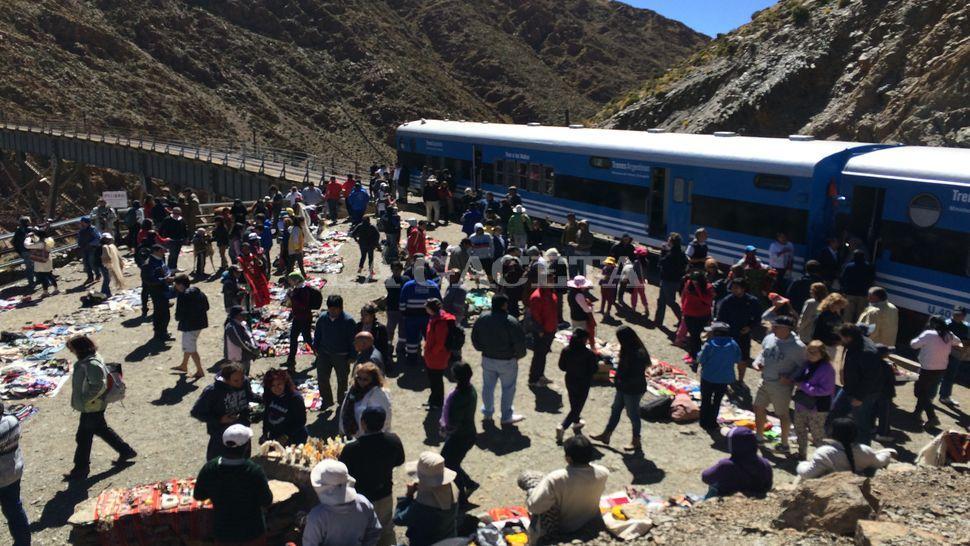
left=253, top=438, right=346, bottom=505
left=68, top=478, right=300, bottom=545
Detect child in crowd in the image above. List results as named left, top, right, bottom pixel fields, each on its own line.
left=696, top=322, right=740, bottom=429
left=221, top=265, right=246, bottom=311
left=792, top=341, right=836, bottom=460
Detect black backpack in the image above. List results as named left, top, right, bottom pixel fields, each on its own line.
left=306, top=286, right=323, bottom=310
left=445, top=322, right=465, bottom=352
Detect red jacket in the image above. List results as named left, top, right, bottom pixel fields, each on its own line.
left=342, top=179, right=355, bottom=198
left=325, top=181, right=343, bottom=200
left=406, top=227, right=427, bottom=257
left=425, top=311, right=456, bottom=370
left=681, top=280, right=714, bottom=317
left=529, top=287, right=559, bottom=334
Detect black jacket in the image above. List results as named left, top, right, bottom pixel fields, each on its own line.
left=786, top=273, right=824, bottom=313
left=160, top=215, right=187, bottom=241
left=191, top=378, right=258, bottom=437
left=351, top=222, right=381, bottom=250
left=715, top=293, right=762, bottom=335
left=175, top=286, right=210, bottom=331
left=339, top=432, right=406, bottom=502
left=471, top=311, right=527, bottom=360
left=615, top=348, right=649, bottom=395
left=12, top=226, right=29, bottom=254
left=261, top=390, right=308, bottom=445
left=811, top=310, right=843, bottom=346
left=658, top=245, right=688, bottom=282
left=558, top=345, right=599, bottom=389
left=840, top=257, right=875, bottom=297
left=357, top=321, right=390, bottom=363
left=842, top=338, right=884, bottom=400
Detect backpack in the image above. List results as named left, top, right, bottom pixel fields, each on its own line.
left=104, top=363, right=127, bottom=404
left=639, top=393, right=673, bottom=422
left=445, top=321, right=465, bottom=352
left=306, top=286, right=323, bottom=310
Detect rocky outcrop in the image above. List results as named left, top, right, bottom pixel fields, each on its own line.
left=601, top=0, right=969, bottom=147
left=774, top=473, right=879, bottom=536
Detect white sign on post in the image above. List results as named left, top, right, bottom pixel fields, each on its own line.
left=102, top=191, right=129, bottom=209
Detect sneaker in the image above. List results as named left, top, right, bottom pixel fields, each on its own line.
left=940, top=398, right=960, bottom=407
left=51, top=288, right=60, bottom=295
left=501, top=414, right=525, bottom=426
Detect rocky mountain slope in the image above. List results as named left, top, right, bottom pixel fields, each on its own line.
left=0, top=0, right=706, bottom=165
left=600, top=0, right=969, bottom=147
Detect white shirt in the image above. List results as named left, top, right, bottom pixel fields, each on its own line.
left=768, top=241, right=794, bottom=269
left=910, top=330, right=963, bottom=370
left=286, top=191, right=301, bottom=206
left=796, top=440, right=893, bottom=479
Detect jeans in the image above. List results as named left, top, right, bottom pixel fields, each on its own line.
left=529, top=332, right=554, bottom=383
left=19, top=252, right=34, bottom=288
left=167, top=239, right=182, bottom=270
left=74, top=410, right=133, bottom=469
left=914, top=369, right=945, bottom=422
left=0, top=479, right=29, bottom=546
left=654, top=280, right=682, bottom=325
left=684, top=315, right=711, bottom=360
left=849, top=392, right=881, bottom=445
left=149, top=285, right=170, bottom=337
left=358, top=246, right=375, bottom=270
left=604, top=391, right=643, bottom=437
left=561, top=382, right=590, bottom=429
left=287, top=318, right=313, bottom=366
left=427, top=368, right=445, bottom=407
left=441, top=433, right=476, bottom=493
left=939, top=355, right=963, bottom=400
left=83, top=247, right=99, bottom=278
left=481, top=357, right=518, bottom=422
left=874, top=396, right=892, bottom=436
left=315, top=352, right=351, bottom=407
left=699, top=380, right=728, bottom=428
left=99, top=267, right=112, bottom=297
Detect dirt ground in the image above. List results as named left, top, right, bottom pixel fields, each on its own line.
left=4, top=207, right=968, bottom=545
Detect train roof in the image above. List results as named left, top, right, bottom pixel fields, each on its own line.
left=842, top=146, right=970, bottom=186
left=397, top=120, right=871, bottom=178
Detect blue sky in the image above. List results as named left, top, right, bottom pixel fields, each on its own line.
left=624, top=0, right=778, bottom=36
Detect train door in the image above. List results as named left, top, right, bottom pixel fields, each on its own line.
left=849, top=185, right=886, bottom=260
left=472, top=146, right=482, bottom=191
left=647, top=167, right=668, bottom=238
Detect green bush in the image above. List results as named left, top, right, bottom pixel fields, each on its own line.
left=791, top=4, right=810, bottom=25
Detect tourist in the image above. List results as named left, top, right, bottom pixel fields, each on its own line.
left=609, top=233, right=635, bottom=261
left=238, top=240, right=271, bottom=309
left=221, top=265, right=246, bottom=312
left=655, top=232, right=687, bottom=326
left=796, top=282, right=828, bottom=343
left=507, top=205, right=530, bottom=249
left=792, top=341, right=836, bottom=460
left=468, top=223, right=495, bottom=279
left=394, top=451, right=460, bottom=546
left=598, top=257, right=619, bottom=319
left=98, top=233, right=125, bottom=297
left=840, top=249, right=876, bottom=322
left=90, top=198, right=118, bottom=240
left=193, top=424, right=273, bottom=545
left=858, top=287, right=899, bottom=347
left=339, top=407, right=405, bottom=546
left=424, top=299, right=457, bottom=409
left=12, top=217, right=34, bottom=291
left=159, top=206, right=187, bottom=271
left=284, top=272, right=315, bottom=370
left=77, top=216, right=103, bottom=285
left=460, top=203, right=483, bottom=238
left=287, top=215, right=308, bottom=277
left=172, top=274, right=209, bottom=379
left=817, top=237, right=841, bottom=285
left=715, top=278, right=761, bottom=382
left=940, top=306, right=969, bottom=406
left=526, top=217, right=544, bottom=250
left=786, top=260, right=824, bottom=313
left=566, top=275, right=597, bottom=354
left=701, top=427, right=772, bottom=498
left=325, top=176, right=343, bottom=224
left=831, top=324, right=886, bottom=444
left=591, top=326, right=650, bottom=452
left=696, top=322, right=740, bottom=429
left=873, top=343, right=898, bottom=443
left=381, top=205, right=402, bottom=249
left=358, top=303, right=391, bottom=367
left=399, top=264, right=442, bottom=366
left=439, top=362, right=479, bottom=504
left=442, top=270, right=468, bottom=327
left=65, top=335, right=136, bottom=480
left=681, top=269, right=715, bottom=364
left=499, top=248, right=526, bottom=317
left=224, top=306, right=260, bottom=374
left=353, top=331, right=385, bottom=371
left=141, top=244, right=173, bottom=341
left=623, top=246, right=650, bottom=315
left=796, top=417, right=896, bottom=479
left=259, top=369, right=308, bottom=446
left=123, top=202, right=143, bottom=250
left=812, top=292, right=848, bottom=355
left=0, top=401, right=29, bottom=546
left=191, top=363, right=258, bottom=460
left=556, top=329, right=599, bottom=443
left=423, top=176, right=441, bottom=225
left=340, top=363, right=392, bottom=438
left=528, top=274, right=559, bottom=388
left=522, top=435, right=609, bottom=541
left=407, top=220, right=429, bottom=259
left=447, top=239, right=471, bottom=276
left=24, top=228, right=58, bottom=296
left=347, top=183, right=370, bottom=225
left=910, top=316, right=963, bottom=428
left=767, top=232, right=794, bottom=290
left=212, top=216, right=230, bottom=271
left=351, top=215, right=380, bottom=279
left=753, top=316, right=805, bottom=455
left=230, top=198, right=248, bottom=225
left=686, top=227, right=708, bottom=270
left=314, top=295, right=358, bottom=409
left=560, top=213, right=579, bottom=261
left=304, top=459, right=383, bottom=546
left=471, top=294, right=528, bottom=426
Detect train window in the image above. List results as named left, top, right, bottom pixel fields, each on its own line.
left=494, top=160, right=506, bottom=186
left=754, top=174, right=792, bottom=191
left=544, top=167, right=555, bottom=195
left=908, top=193, right=942, bottom=228
left=554, top=175, right=648, bottom=214
left=672, top=178, right=685, bottom=203
left=590, top=156, right=613, bottom=169
left=691, top=195, right=808, bottom=244
left=881, top=221, right=969, bottom=277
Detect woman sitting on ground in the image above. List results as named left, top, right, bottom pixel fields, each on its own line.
left=701, top=427, right=772, bottom=498
left=260, top=368, right=308, bottom=447
left=796, top=417, right=896, bottom=480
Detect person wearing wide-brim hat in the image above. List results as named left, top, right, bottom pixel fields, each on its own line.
left=394, top=451, right=459, bottom=545
left=566, top=275, right=598, bottom=354
left=507, top=204, right=530, bottom=250
left=303, top=459, right=382, bottom=546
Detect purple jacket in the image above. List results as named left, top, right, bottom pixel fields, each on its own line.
left=794, top=360, right=836, bottom=412
left=701, top=427, right=772, bottom=497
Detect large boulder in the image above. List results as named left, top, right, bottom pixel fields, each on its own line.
left=773, top=472, right=879, bottom=536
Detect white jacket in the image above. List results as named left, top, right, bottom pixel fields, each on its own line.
left=339, top=387, right=392, bottom=438
left=796, top=440, right=893, bottom=479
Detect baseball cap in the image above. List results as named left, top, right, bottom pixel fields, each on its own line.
left=744, top=245, right=757, bottom=253
left=771, top=315, right=795, bottom=328
left=222, top=424, right=253, bottom=447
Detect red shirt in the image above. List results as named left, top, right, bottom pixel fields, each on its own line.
left=342, top=179, right=355, bottom=197
left=681, top=281, right=714, bottom=317
left=325, top=181, right=343, bottom=200
left=425, top=311, right=456, bottom=370
left=529, top=287, right=559, bottom=334
left=406, top=227, right=427, bottom=257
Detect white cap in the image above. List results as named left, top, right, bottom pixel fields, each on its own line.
left=222, top=424, right=253, bottom=448
left=311, top=459, right=358, bottom=505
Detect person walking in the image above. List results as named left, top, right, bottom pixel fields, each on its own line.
left=439, top=362, right=479, bottom=505
left=556, top=329, right=599, bottom=443
left=715, top=278, right=761, bottom=382
left=12, top=217, right=35, bottom=291
left=910, top=316, right=963, bottom=428
left=399, top=267, right=442, bottom=367
left=65, top=335, right=136, bottom=480
left=260, top=369, right=308, bottom=446
left=696, top=322, right=741, bottom=429
left=339, top=363, right=392, bottom=438
left=840, top=249, right=876, bottom=322
left=0, top=401, right=29, bottom=546
left=172, top=274, right=209, bottom=379
left=24, top=229, right=58, bottom=296
left=591, top=326, right=650, bottom=452
left=193, top=424, right=274, bottom=546
left=786, top=260, right=825, bottom=314
left=424, top=299, right=457, bottom=409
left=325, top=177, right=343, bottom=224
left=797, top=282, right=828, bottom=343
left=159, top=206, right=188, bottom=271
left=351, top=216, right=381, bottom=279
left=191, top=363, right=258, bottom=461
left=681, top=269, right=715, bottom=365
left=314, top=295, right=358, bottom=411
left=792, top=341, right=836, bottom=460
left=471, top=294, right=528, bottom=427
left=287, top=216, right=308, bottom=277
left=423, top=176, right=441, bottom=225
left=77, top=216, right=103, bottom=285
left=141, top=244, right=173, bottom=341
left=752, top=316, right=805, bottom=455
left=507, top=205, right=530, bottom=249
left=812, top=293, right=848, bottom=355
left=831, top=324, right=886, bottom=444
left=940, top=306, right=969, bottom=407
left=655, top=233, right=687, bottom=327
left=528, top=277, right=559, bottom=388
left=686, top=228, right=709, bottom=270
left=858, top=287, right=899, bottom=347
left=347, top=182, right=370, bottom=225
left=224, top=306, right=260, bottom=374
left=339, top=407, right=405, bottom=546
left=566, top=275, right=598, bottom=354
left=284, top=272, right=316, bottom=370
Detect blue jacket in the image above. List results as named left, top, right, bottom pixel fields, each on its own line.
left=347, top=188, right=369, bottom=213
left=313, top=311, right=357, bottom=355
left=141, top=254, right=170, bottom=287
left=460, top=209, right=482, bottom=235
left=715, top=293, right=762, bottom=335
left=77, top=225, right=101, bottom=250
left=399, top=279, right=442, bottom=317
left=840, top=257, right=875, bottom=297
left=698, top=336, right=741, bottom=384
left=259, top=220, right=273, bottom=249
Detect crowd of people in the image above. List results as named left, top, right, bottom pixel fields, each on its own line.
left=1, top=166, right=967, bottom=546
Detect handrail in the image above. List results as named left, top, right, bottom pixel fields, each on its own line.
left=0, top=215, right=86, bottom=243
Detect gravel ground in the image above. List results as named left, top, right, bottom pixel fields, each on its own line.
left=4, top=208, right=968, bottom=545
